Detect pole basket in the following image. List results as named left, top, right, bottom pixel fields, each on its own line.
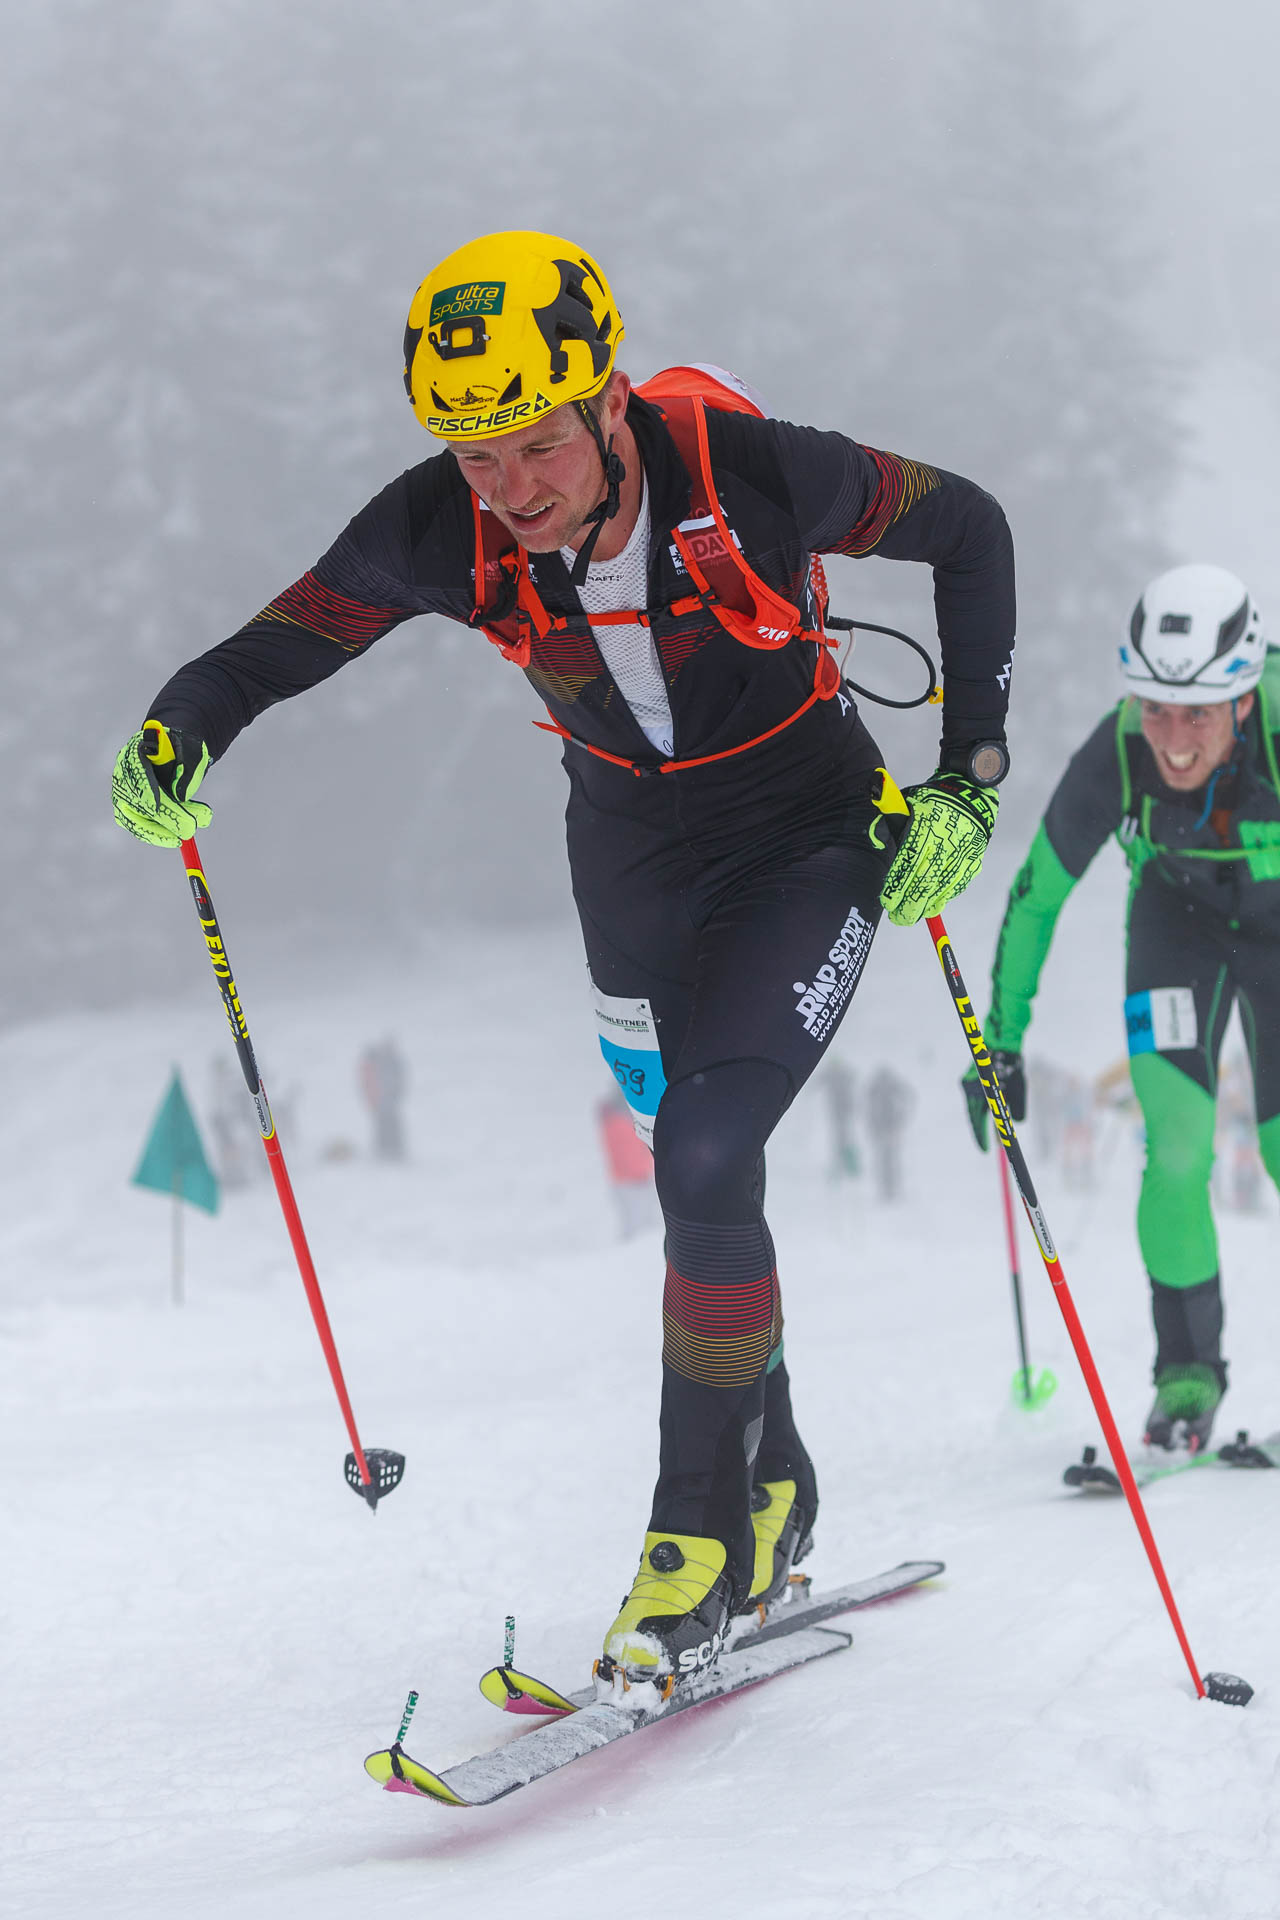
left=346, top=1448, right=407, bottom=1510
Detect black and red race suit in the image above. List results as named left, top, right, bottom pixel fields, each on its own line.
left=146, top=387, right=1015, bottom=1601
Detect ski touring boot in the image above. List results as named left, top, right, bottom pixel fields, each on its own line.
left=596, top=1533, right=734, bottom=1709
left=1145, top=1277, right=1226, bottom=1453
left=742, top=1478, right=814, bottom=1621
left=1143, top=1362, right=1224, bottom=1454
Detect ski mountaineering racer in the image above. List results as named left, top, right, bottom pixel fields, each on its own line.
left=964, top=564, right=1279, bottom=1455
left=112, top=230, right=1016, bottom=1701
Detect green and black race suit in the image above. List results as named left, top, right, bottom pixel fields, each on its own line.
left=987, top=648, right=1280, bottom=1294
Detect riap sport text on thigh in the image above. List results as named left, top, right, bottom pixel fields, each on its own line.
left=794, top=911, right=872, bottom=1029
left=803, top=908, right=871, bottom=977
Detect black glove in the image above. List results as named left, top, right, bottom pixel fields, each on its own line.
left=961, top=1050, right=1026, bottom=1151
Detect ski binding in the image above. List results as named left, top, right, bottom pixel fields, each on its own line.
left=1064, top=1429, right=1280, bottom=1494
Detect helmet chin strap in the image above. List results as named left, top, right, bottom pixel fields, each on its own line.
left=1192, top=697, right=1246, bottom=831
left=568, top=398, right=626, bottom=587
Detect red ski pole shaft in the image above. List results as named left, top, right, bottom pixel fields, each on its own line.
left=178, top=835, right=373, bottom=1488
left=926, top=911, right=1207, bottom=1698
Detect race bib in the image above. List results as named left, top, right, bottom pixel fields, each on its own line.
left=592, top=986, right=666, bottom=1148
left=1125, top=987, right=1198, bottom=1055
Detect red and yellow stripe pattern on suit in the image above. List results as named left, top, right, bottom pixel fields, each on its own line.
left=662, top=1217, right=781, bottom=1389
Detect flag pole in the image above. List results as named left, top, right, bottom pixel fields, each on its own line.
left=171, top=1167, right=185, bottom=1306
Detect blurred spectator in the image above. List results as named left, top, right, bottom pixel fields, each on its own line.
left=360, top=1038, right=408, bottom=1163
left=597, top=1087, right=658, bottom=1239
left=1094, top=1058, right=1139, bottom=1118
left=208, top=1054, right=261, bottom=1189
left=1060, top=1073, right=1096, bottom=1190
left=1027, top=1056, right=1072, bottom=1166
left=823, top=1058, right=860, bottom=1180
left=320, top=1137, right=358, bottom=1165
left=1215, top=1054, right=1265, bottom=1214
left=866, top=1064, right=914, bottom=1202
left=271, top=1079, right=300, bottom=1158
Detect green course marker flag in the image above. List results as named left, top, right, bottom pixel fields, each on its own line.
left=132, top=1069, right=219, bottom=1301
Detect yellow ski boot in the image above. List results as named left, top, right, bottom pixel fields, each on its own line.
left=596, top=1532, right=733, bottom=1705
left=746, top=1478, right=813, bottom=1615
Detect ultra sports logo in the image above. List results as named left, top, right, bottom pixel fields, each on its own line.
left=428, top=281, right=506, bottom=326
left=793, top=906, right=874, bottom=1040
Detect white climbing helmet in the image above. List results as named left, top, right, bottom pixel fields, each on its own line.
left=1120, top=563, right=1266, bottom=704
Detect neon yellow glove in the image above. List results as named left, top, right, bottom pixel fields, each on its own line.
left=878, top=770, right=999, bottom=928
left=112, top=719, right=212, bottom=848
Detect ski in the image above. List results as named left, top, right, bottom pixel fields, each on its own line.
left=475, top=1551, right=948, bottom=1720
left=364, top=1558, right=942, bottom=1809
left=1063, top=1428, right=1280, bottom=1495
left=476, top=1557, right=944, bottom=1719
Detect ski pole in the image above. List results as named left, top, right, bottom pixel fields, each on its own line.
left=999, top=1147, right=1033, bottom=1404
left=997, top=1145, right=1056, bottom=1410
left=176, top=833, right=404, bottom=1511
left=925, top=909, right=1250, bottom=1706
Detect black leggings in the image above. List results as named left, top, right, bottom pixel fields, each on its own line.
left=569, top=764, right=891, bottom=1599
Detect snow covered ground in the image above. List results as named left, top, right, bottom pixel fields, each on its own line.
left=3, top=873, right=1278, bottom=1920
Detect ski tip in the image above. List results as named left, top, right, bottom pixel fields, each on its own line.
left=364, top=1744, right=471, bottom=1805
left=478, top=1665, right=578, bottom=1716
left=888, top=1559, right=946, bottom=1588
left=1203, top=1670, right=1254, bottom=1709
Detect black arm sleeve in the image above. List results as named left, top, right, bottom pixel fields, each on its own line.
left=146, top=608, right=403, bottom=760
left=147, top=459, right=470, bottom=760
left=1041, top=707, right=1127, bottom=878
left=767, top=419, right=1017, bottom=745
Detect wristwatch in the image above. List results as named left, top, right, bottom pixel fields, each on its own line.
left=941, top=739, right=1010, bottom=787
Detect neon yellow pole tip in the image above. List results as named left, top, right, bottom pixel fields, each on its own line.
left=1010, top=1366, right=1058, bottom=1411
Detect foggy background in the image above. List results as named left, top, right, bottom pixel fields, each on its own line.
left=3, top=0, right=1279, bottom=1026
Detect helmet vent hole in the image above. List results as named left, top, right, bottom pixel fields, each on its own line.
left=1215, top=598, right=1250, bottom=656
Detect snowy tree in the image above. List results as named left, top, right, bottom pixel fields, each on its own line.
left=885, top=0, right=1181, bottom=775
left=0, top=0, right=1182, bottom=1020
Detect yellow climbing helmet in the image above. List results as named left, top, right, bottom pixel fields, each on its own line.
left=403, top=230, right=625, bottom=442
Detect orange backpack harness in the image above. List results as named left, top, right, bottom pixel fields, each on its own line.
left=465, top=367, right=842, bottom=775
